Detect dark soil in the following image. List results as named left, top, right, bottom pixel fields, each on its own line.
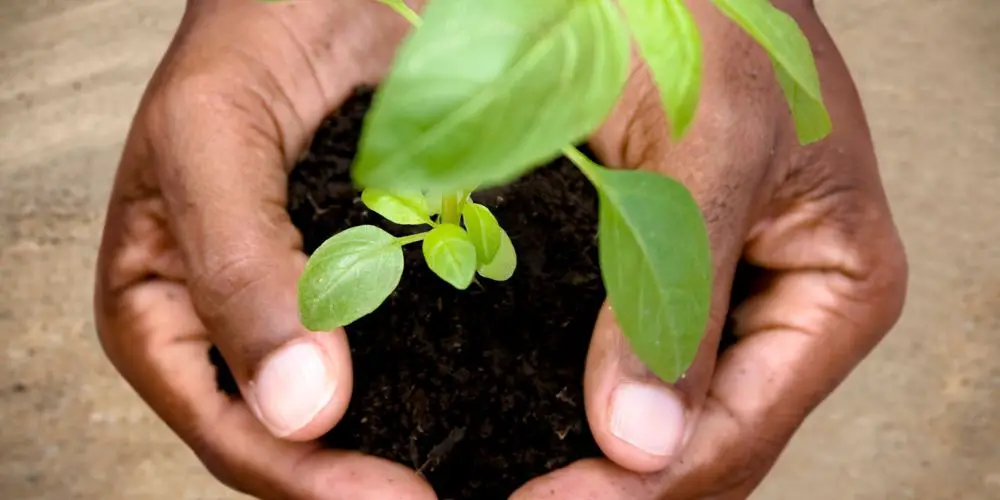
left=210, top=86, right=606, bottom=498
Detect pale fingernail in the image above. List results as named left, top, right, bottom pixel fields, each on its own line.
left=609, top=382, right=685, bottom=456
left=251, top=340, right=335, bottom=437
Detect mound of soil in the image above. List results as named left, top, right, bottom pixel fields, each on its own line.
left=212, top=86, right=605, bottom=499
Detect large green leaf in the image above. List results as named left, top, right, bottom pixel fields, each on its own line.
left=461, top=202, right=502, bottom=265
left=477, top=228, right=517, bottom=282
left=353, top=0, right=631, bottom=191
left=422, top=224, right=478, bottom=289
left=298, top=225, right=404, bottom=331
left=572, top=153, right=712, bottom=382
left=709, top=0, right=831, bottom=143
left=620, top=0, right=702, bottom=139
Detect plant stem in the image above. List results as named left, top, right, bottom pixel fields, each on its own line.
left=399, top=6, right=423, bottom=27
left=385, top=0, right=423, bottom=27
left=395, top=232, right=429, bottom=246
left=562, top=145, right=599, bottom=182
left=561, top=145, right=589, bottom=169
left=456, top=190, right=470, bottom=216
left=441, top=193, right=461, bottom=225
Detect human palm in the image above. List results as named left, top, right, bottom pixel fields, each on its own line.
left=95, top=0, right=906, bottom=499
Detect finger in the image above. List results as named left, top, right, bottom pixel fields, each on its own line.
left=581, top=134, right=761, bottom=472
left=510, top=459, right=649, bottom=500
left=582, top=303, right=719, bottom=472
left=96, top=279, right=436, bottom=499
left=515, top=242, right=907, bottom=500
left=143, top=67, right=355, bottom=441
left=648, top=245, right=907, bottom=498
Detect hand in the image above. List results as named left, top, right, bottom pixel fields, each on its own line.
left=514, top=1, right=907, bottom=498
left=94, top=1, right=435, bottom=498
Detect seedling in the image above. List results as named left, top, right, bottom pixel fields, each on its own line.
left=288, top=0, right=832, bottom=383
left=298, top=187, right=517, bottom=330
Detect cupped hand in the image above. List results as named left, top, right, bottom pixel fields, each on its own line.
left=94, top=0, right=435, bottom=498
left=514, top=1, right=908, bottom=498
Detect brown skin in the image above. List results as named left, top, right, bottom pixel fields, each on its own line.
left=94, top=0, right=907, bottom=499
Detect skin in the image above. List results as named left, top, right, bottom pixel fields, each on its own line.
left=94, top=0, right=908, bottom=499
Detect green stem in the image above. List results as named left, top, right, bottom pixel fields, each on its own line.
left=562, top=145, right=599, bottom=181
left=441, top=193, right=461, bottom=225
left=395, top=231, right=429, bottom=246
left=455, top=190, right=471, bottom=217
left=399, top=5, right=423, bottom=27
left=382, top=0, right=423, bottom=27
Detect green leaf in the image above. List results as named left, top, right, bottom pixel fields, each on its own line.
left=422, top=224, right=478, bottom=289
left=461, top=202, right=502, bottom=265
left=353, top=0, right=631, bottom=192
left=709, top=0, right=831, bottom=143
left=297, top=225, right=405, bottom=331
left=773, top=62, right=831, bottom=145
left=477, top=228, right=517, bottom=281
left=361, top=188, right=432, bottom=225
left=425, top=191, right=442, bottom=216
left=619, top=0, right=702, bottom=139
left=573, top=154, right=712, bottom=383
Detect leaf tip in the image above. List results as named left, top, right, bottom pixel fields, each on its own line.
left=797, top=110, right=833, bottom=145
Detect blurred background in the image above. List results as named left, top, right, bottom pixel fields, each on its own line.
left=1, top=0, right=997, bottom=499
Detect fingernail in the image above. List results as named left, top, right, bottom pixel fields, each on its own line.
left=609, top=382, right=686, bottom=456
left=251, top=340, right=335, bottom=437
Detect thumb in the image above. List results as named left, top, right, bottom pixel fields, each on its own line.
left=581, top=164, right=748, bottom=472
left=191, top=245, right=354, bottom=442
left=151, top=79, right=353, bottom=441
left=581, top=121, right=756, bottom=472
left=583, top=303, right=720, bottom=473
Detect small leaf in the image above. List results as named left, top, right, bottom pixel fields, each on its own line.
left=361, top=188, right=432, bottom=225
left=461, top=202, right=502, bottom=265
left=575, top=156, right=712, bottom=383
left=620, top=0, right=702, bottom=139
left=709, top=0, right=831, bottom=143
left=423, top=224, right=478, bottom=289
left=297, top=225, right=404, bottom=331
left=352, top=0, right=631, bottom=192
left=477, top=228, right=517, bottom=281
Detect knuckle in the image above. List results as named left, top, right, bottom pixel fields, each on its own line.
left=142, top=56, right=281, bottom=146
left=145, top=72, right=245, bottom=140
left=186, top=431, right=253, bottom=495
left=190, top=428, right=315, bottom=500
left=672, top=402, right=786, bottom=498
left=92, top=303, right=129, bottom=371
left=92, top=290, right=154, bottom=380
left=707, top=434, right=781, bottom=495
left=721, top=423, right=781, bottom=488
left=190, top=253, right=273, bottom=323
left=145, top=69, right=222, bottom=125
left=866, top=228, right=909, bottom=334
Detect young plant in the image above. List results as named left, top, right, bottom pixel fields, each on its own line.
left=298, top=188, right=516, bottom=329
left=290, top=0, right=832, bottom=383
